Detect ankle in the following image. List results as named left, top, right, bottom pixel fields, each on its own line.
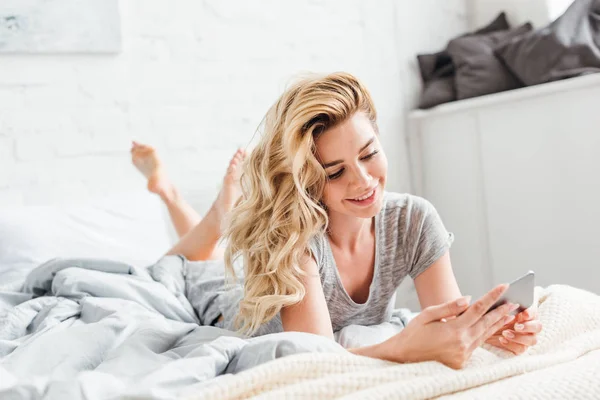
left=158, top=184, right=179, bottom=205
left=206, top=202, right=226, bottom=235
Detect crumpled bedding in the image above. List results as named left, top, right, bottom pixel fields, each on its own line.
left=0, top=255, right=410, bottom=399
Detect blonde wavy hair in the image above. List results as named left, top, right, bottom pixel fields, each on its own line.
left=223, top=71, right=378, bottom=335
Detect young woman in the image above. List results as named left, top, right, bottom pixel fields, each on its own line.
left=131, top=72, right=542, bottom=369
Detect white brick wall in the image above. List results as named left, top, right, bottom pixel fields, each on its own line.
left=0, top=0, right=468, bottom=214
left=466, top=0, right=572, bottom=29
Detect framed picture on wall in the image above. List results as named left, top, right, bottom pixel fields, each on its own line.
left=0, top=0, right=121, bottom=53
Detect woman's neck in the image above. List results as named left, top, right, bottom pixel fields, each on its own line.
left=326, top=211, right=374, bottom=251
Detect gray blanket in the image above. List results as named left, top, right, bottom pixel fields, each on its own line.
left=0, top=256, right=356, bottom=400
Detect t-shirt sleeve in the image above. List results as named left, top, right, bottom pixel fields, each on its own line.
left=308, top=235, right=324, bottom=265
left=403, top=196, right=454, bottom=280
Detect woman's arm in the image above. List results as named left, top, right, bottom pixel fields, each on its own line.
left=281, top=255, right=397, bottom=360
left=282, top=251, right=467, bottom=362
left=413, top=251, right=462, bottom=309
left=280, top=256, right=399, bottom=360
left=280, top=255, right=335, bottom=339
left=353, top=251, right=463, bottom=360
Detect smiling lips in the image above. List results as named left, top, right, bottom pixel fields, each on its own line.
left=353, top=188, right=375, bottom=201
left=347, top=186, right=378, bottom=206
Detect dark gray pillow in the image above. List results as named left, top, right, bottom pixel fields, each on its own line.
left=417, top=12, right=510, bottom=108
left=496, top=0, right=600, bottom=86
left=417, top=51, right=453, bottom=83
left=448, top=23, right=533, bottom=100
left=418, top=76, right=456, bottom=109
left=417, top=12, right=510, bottom=83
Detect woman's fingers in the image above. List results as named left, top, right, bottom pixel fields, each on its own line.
left=459, top=284, right=508, bottom=325
left=419, top=296, right=472, bottom=323
left=499, top=336, right=529, bottom=354
left=469, top=300, right=519, bottom=341
left=501, top=330, right=538, bottom=347
left=486, top=314, right=542, bottom=354
left=469, top=306, right=515, bottom=351
left=516, top=306, right=538, bottom=323
left=494, top=336, right=529, bottom=355
left=513, top=320, right=543, bottom=334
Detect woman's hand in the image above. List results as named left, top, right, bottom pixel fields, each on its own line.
left=380, top=284, right=518, bottom=369
left=485, top=304, right=542, bottom=354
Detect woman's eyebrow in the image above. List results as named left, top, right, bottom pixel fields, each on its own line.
left=322, top=137, right=375, bottom=168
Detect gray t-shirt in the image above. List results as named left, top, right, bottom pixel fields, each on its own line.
left=308, top=192, right=454, bottom=332
left=192, top=192, right=453, bottom=336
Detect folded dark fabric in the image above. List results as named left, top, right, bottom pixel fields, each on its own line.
left=417, top=12, right=510, bottom=108
left=448, top=23, right=533, bottom=100
left=496, top=0, right=600, bottom=86
left=417, top=51, right=454, bottom=83
left=418, top=76, right=456, bottom=109
left=417, top=11, right=510, bottom=84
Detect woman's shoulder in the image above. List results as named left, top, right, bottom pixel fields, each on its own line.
left=308, top=233, right=325, bottom=264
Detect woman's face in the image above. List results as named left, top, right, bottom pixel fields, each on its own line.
left=314, top=111, right=388, bottom=220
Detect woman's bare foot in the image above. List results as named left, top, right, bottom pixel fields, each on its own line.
left=130, top=141, right=174, bottom=200
left=211, top=148, right=246, bottom=227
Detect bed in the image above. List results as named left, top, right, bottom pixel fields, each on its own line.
left=1, top=192, right=599, bottom=399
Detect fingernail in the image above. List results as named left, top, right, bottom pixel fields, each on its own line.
left=499, top=337, right=509, bottom=345
left=515, top=323, right=524, bottom=331
left=503, top=330, right=515, bottom=339
left=457, top=296, right=471, bottom=307
left=504, top=315, right=515, bottom=324
left=510, top=303, right=520, bottom=311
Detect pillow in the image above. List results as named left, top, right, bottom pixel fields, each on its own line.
left=417, top=12, right=511, bottom=108
left=418, top=76, right=457, bottom=109
left=0, top=191, right=174, bottom=290
left=496, top=0, right=600, bottom=86
left=417, top=12, right=511, bottom=82
left=448, top=23, right=533, bottom=100
left=334, top=308, right=418, bottom=349
left=417, top=51, right=454, bottom=83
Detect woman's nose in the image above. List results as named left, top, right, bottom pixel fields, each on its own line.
left=351, top=164, right=372, bottom=188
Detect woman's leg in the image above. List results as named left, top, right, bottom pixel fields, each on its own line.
left=131, top=141, right=246, bottom=261
left=166, top=149, right=245, bottom=260
left=131, top=141, right=201, bottom=238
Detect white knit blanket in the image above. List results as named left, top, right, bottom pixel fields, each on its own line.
left=186, top=284, right=600, bottom=399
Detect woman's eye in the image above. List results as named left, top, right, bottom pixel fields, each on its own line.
left=361, top=150, right=379, bottom=161
left=326, top=151, right=378, bottom=180
left=328, top=169, right=344, bottom=180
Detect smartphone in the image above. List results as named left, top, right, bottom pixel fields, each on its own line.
left=485, top=270, right=535, bottom=315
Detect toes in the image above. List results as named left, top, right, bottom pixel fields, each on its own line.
left=131, top=141, right=152, bottom=152
left=132, top=141, right=153, bottom=150
left=229, top=151, right=244, bottom=166
left=233, top=148, right=246, bottom=162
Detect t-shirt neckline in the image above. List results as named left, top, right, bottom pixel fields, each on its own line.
left=323, top=211, right=381, bottom=308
